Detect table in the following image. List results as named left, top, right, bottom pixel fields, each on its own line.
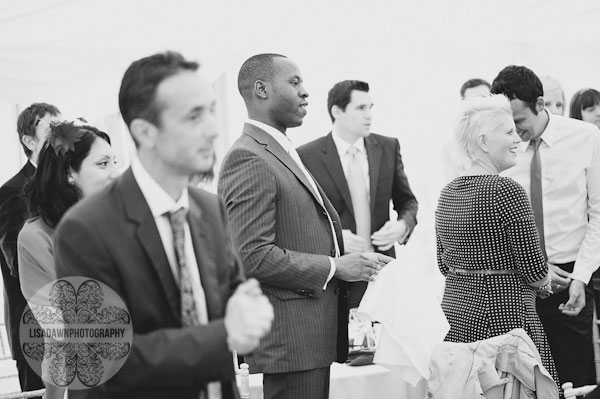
left=244, top=363, right=426, bottom=399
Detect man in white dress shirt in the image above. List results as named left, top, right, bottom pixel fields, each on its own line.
left=492, top=65, right=600, bottom=388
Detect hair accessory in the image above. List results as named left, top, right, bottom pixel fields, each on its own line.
left=46, top=121, right=85, bottom=156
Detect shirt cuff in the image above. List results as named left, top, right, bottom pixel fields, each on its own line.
left=323, top=257, right=337, bottom=290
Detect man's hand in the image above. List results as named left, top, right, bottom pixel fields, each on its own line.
left=334, top=253, right=394, bottom=282
left=549, top=263, right=572, bottom=293
left=559, top=279, right=586, bottom=316
left=371, top=220, right=408, bottom=251
left=342, top=229, right=370, bottom=254
left=224, top=279, right=273, bottom=355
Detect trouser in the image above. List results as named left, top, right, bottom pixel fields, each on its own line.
left=263, top=367, right=330, bottom=399
left=16, top=357, right=44, bottom=392
left=536, top=261, right=595, bottom=388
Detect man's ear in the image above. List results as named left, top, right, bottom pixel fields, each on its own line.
left=535, top=96, right=545, bottom=113
left=477, top=134, right=489, bottom=152
left=129, top=119, right=158, bottom=149
left=21, top=135, right=37, bottom=152
left=331, top=105, right=342, bottom=120
left=254, top=80, right=269, bottom=99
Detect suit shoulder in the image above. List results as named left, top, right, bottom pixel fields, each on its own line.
left=61, top=183, right=118, bottom=226
left=189, top=187, right=221, bottom=210
left=370, top=133, right=399, bottom=145
left=297, top=136, right=327, bottom=154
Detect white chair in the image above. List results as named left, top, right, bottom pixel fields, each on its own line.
left=0, top=389, right=45, bottom=399
left=562, top=382, right=597, bottom=399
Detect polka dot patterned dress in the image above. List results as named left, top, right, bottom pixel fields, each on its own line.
left=435, top=175, right=558, bottom=384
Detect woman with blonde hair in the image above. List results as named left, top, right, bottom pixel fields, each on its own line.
left=435, top=94, right=559, bottom=385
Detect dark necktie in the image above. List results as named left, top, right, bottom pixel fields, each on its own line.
left=530, top=137, right=547, bottom=260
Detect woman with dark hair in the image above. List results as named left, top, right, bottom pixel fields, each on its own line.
left=570, top=88, right=600, bottom=129
left=16, top=121, right=118, bottom=397
left=18, top=121, right=118, bottom=299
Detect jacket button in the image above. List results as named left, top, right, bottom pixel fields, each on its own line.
left=334, top=288, right=340, bottom=295
left=330, top=249, right=336, bottom=257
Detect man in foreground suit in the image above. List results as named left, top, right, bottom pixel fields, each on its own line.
left=54, top=51, right=273, bottom=399
left=218, top=54, right=394, bottom=399
left=0, top=103, right=61, bottom=391
left=298, top=80, right=418, bottom=308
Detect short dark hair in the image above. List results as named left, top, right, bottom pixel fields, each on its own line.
left=569, top=88, right=600, bottom=121
left=327, top=80, right=369, bottom=122
left=25, top=121, right=111, bottom=228
left=460, top=78, right=491, bottom=98
left=237, top=53, right=286, bottom=103
left=16, top=103, right=61, bottom=158
left=118, top=51, right=199, bottom=145
left=490, top=65, right=543, bottom=114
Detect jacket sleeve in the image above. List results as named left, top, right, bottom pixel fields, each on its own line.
left=391, top=139, right=418, bottom=240
left=218, top=147, right=331, bottom=295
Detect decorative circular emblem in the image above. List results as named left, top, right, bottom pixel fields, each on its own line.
left=20, top=276, right=132, bottom=390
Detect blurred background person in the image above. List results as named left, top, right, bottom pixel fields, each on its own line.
left=0, top=103, right=61, bottom=393
left=460, top=78, right=491, bottom=99
left=570, top=88, right=600, bottom=129
left=17, top=121, right=118, bottom=399
left=18, top=121, right=118, bottom=300
left=569, top=87, right=600, bottom=327
left=540, top=75, right=565, bottom=116
left=435, top=94, right=558, bottom=385
left=298, top=80, right=418, bottom=309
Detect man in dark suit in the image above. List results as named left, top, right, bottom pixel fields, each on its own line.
left=218, top=54, right=393, bottom=399
left=54, top=51, right=273, bottom=399
left=0, top=102, right=61, bottom=391
left=298, top=80, right=418, bottom=308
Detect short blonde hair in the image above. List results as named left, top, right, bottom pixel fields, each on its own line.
left=454, top=94, right=513, bottom=167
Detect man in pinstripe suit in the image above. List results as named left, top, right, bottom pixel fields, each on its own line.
left=218, top=53, right=393, bottom=399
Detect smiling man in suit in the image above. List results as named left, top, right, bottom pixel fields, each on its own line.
left=298, top=80, right=418, bottom=308
left=218, top=54, right=393, bottom=399
left=54, top=51, right=273, bottom=399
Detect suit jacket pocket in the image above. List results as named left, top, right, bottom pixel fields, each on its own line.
left=262, top=285, right=315, bottom=300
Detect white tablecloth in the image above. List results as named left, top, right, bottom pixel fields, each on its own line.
left=245, top=362, right=426, bottom=399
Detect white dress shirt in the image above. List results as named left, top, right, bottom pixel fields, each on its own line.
left=502, top=112, right=600, bottom=284
left=331, top=131, right=371, bottom=201
left=246, top=119, right=338, bottom=287
left=131, top=159, right=209, bottom=321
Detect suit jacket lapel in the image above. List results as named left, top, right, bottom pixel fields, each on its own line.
left=187, top=195, right=222, bottom=320
left=118, top=168, right=180, bottom=321
left=321, top=133, right=354, bottom=218
left=244, top=123, right=325, bottom=209
left=365, top=135, right=382, bottom=213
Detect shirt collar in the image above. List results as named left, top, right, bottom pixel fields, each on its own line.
left=538, top=109, right=559, bottom=147
left=131, top=158, right=189, bottom=218
left=331, top=130, right=365, bottom=158
left=246, top=119, right=293, bottom=152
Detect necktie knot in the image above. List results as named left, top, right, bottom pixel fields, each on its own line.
left=530, top=137, right=542, bottom=151
left=167, top=207, right=188, bottom=227
left=347, top=146, right=359, bottom=157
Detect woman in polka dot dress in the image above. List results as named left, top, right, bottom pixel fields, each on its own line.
left=435, top=94, right=558, bottom=385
